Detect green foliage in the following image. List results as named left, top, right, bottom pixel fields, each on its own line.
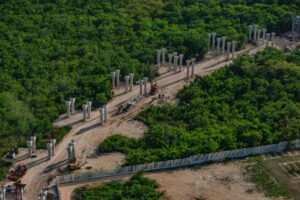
left=99, top=48, right=300, bottom=165
left=247, top=158, right=288, bottom=197
left=0, top=0, right=299, bottom=180
left=73, top=171, right=163, bottom=200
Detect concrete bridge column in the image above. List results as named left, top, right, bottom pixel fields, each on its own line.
left=139, top=80, right=144, bottom=95
left=179, top=54, right=184, bottom=71
left=50, top=139, right=56, bottom=156
left=226, top=42, right=232, bottom=60
left=104, top=104, right=108, bottom=121
left=143, top=77, right=148, bottom=95
left=111, top=71, right=116, bottom=89
left=47, top=143, right=53, bottom=160
left=82, top=104, right=88, bottom=121
left=262, top=28, right=267, bottom=44
left=71, top=98, right=76, bottom=115
left=222, top=37, right=226, bottom=55
left=27, top=140, right=33, bottom=157
left=191, top=58, right=196, bottom=77
left=212, top=33, right=216, bottom=50
left=30, top=136, right=36, bottom=153
left=124, top=75, right=130, bottom=93
left=249, top=25, right=253, bottom=41
left=173, top=55, right=179, bottom=72
left=186, top=60, right=191, bottom=80
left=253, top=25, right=258, bottom=41
left=115, top=70, right=120, bottom=87
left=65, top=101, right=71, bottom=118
left=208, top=33, right=212, bottom=50
left=232, top=41, right=237, bottom=58
left=217, top=37, right=221, bottom=56
left=168, top=54, right=173, bottom=68
left=162, top=48, right=166, bottom=65
left=129, top=73, right=134, bottom=91
left=271, top=32, right=276, bottom=47
left=266, top=33, right=270, bottom=47
left=87, top=101, right=92, bottom=119
left=156, top=49, right=161, bottom=67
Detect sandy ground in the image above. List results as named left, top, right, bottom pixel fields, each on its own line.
left=60, top=161, right=281, bottom=200
left=3, top=39, right=297, bottom=200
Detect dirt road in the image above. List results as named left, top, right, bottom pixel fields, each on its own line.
left=7, top=42, right=279, bottom=200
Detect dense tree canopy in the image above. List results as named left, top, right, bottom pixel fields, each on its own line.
left=99, top=48, right=300, bottom=165
left=0, top=0, right=299, bottom=179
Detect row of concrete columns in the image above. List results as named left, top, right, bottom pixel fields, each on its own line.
left=167, top=52, right=185, bottom=73
left=208, top=33, right=227, bottom=56
left=139, top=77, right=148, bottom=95
left=65, top=98, right=76, bottom=118
left=111, top=70, right=120, bottom=89
left=99, top=105, right=108, bottom=124
left=186, top=58, right=196, bottom=80
left=249, top=25, right=276, bottom=47
left=156, top=48, right=167, bottom=67
left=225, top=41, right=237, bottom=60
left=67, top=140, right=76, bottom=162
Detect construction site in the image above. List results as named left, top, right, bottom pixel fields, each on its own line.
left=0, top=18, right=300, bottom=200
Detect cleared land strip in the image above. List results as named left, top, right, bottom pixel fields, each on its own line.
left=17, top=41, right=282, bottom=199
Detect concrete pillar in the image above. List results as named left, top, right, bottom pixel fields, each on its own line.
left=262, top=28, right=267, bottom=43
left=179, top=54, right=184, bottom=72
left=226, top=42, right=232, bottom=60
left=186, top=60, right=191, bottom=80
left=82, top=104, right=88, bottom=121
left=111, top=71, right=116, bottom=89
left=0, top=188, right=5, bottom=200
left=266, top=33, right=270, bottom=47
left=249, top=25, right=253, bottom=41
left=156, top=49, right=161, bottom=67
left=271, top=32, right=276, bottom=47
left=67, top=143, right=73, bottom=162
left=129, top=73, right=134, bottom=91
left=27, top=140, right=33, bottom=157
left=124, top=75, right=129, bottom=93
left=50, top=139, right=56, bottom=156
left=99, top=107, right=105, bottom=124
left=70, top=140, right=75, bottom=160
left=232, top=41, right=237, bottom=58
left=87, top=101, right=92, bottom=119
left=217, top=37, right=221, bottom=56
left=212, top=33, right=216, bottom=49
left=221, top=37, right=226, bottom=55
left=30, top=136, right=36, bottom=153
left=70, top=98, right=76, bottom=115
left=139, top=80, right=143, bottom=95
left=208, top=33, right=212, bottom=50
left=191, top=58, right=196, bottom=78
left=257, top=29, right=261, bottom=43
left=168, top=54, right=173, bottom=67
left=253, top=25, right=258, bottom=41
left=143, top=77, right=148, bottom=95
left=47, top=143, right=53, bottom=160
left=161, top=48, right=166, bottom=65
left=173, top=55, right=179, bottom=72
left=65, top=101, right=71, bottom=118
left=104, top=104, right=108, bottom=121
left=115, top=70, right=120, bottom=87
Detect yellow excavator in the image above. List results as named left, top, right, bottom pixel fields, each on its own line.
left=69, top=157, right=80, bottom=171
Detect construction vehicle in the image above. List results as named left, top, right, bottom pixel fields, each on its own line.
left=14, top=181, right=26, bottom=200
left=6, top=148, right=19, bottom=159
left=150, top=82, right=159, bottom=95
left=69, top=159, right=81, bottom=171
left=117, top=100, right=136, bottom=114
left=8, top=164, right=27, bottom=181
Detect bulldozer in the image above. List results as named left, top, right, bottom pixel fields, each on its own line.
left=117, top=100, right=136, bottom=114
